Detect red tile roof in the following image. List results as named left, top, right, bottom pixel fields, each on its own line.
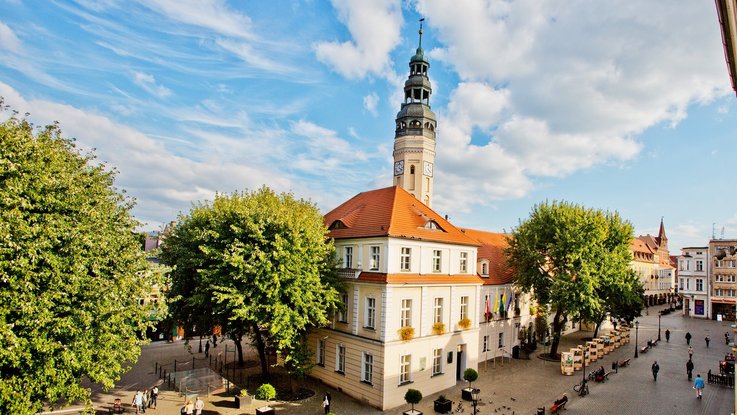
left=324, top=186, right=480, bottom=246
left=459, top=228, right=515, bottom=285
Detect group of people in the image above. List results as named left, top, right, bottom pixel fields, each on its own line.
left=180, top=397, right=205, bottom=414
left=131, top=387, right=158, bottom=413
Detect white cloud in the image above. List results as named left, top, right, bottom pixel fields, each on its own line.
left=0, top=22, right=20, bottom=52
left=363, top=92, right=379, bottom=115
left=140, top=0, right=255, bottom=40
left=132, top=71, right=172, bottom=98
left=314, top=0, right=403, bottom=79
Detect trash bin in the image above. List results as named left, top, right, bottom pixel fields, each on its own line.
left=612, top=361, right=618, bottom=371
left=537, top=407, right=545, bottom=415
left=512, top=345, right=520, bottom=359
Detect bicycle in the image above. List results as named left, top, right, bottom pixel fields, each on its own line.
left=573, top=379, right=589, bottom=397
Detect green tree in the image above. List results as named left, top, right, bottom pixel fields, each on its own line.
left=404, top=389, right=422, bottom=411
left=506, top=201, right=635, bottom=358
left=463, top=368, right=478, bottom=389
left=0, top=111, right=151, bottom=414
left=160, top=187, right=341, bottom=379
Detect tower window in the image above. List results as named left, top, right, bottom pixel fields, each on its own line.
left=410, top=165, right=415, bottom=174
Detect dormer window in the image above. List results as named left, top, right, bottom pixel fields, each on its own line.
left=422, top=220, right=444, bottom=231
left=329, top=220, right=347, bottom=230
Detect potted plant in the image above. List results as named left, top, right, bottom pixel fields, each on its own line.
left=461, top=368, right=478, bottom=401
left=399, top=326, right=415, bottom=341
left=457, top=318, right=471, bottom=330
left=235, top=389, right=252, bottom=409
left=433, top=394, right=452, bottom=413
left=403, top=388, right=423, bottom=415
left=254, top=384, right=276, bottom=415
left=432, top=322, right=445, bottom=335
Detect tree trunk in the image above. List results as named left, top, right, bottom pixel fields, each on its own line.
left=252, top=323, right=269, bottom=380
left=233, top=333, right=244, bottom=367
left=549, top=308, right=564, bottom=358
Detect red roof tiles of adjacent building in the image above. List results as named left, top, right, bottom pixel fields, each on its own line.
left=324, top=186, right=480, bottom=247
left=459, top=228, right=515, bottom=285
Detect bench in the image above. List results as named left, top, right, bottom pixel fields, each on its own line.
left=107, top=403, right=134, bottom=414
left=640, top=345, right=649, bottom=354
left=550, top=399, right=567, bottom=413
left=618, top=358, right=631, bottom=367
left=650, top=339, right=659, bottom=347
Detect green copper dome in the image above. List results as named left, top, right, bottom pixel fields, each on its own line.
left=411, top=47, right=429, bottom=64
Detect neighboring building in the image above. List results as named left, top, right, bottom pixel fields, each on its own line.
left=716, top=0, right=737, bottom=96
left=308, top=186, right=483, bottom=410
left=709, top=239, right=737, bottom=321
left=392, top=22, right=436, bottom=207
left=678, top=247, right=710, bottom=319
left=630, top=219, right=676, bottom=306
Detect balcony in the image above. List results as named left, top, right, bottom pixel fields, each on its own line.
left=337, top=268, right=361, bottom=279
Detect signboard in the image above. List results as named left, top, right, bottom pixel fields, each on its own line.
left=695, top=300, right=705, bottom=315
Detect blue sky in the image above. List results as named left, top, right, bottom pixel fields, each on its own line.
left=1, top=0, right=735, bottom=252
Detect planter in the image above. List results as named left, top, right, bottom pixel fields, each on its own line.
left=235, top=394, right=252, bottom=408
left=403, top=410, right=423, bottom=415
left=255, top=406, right=275, bottom=415
left=461, top=388, right=474, bottom=401
left=434, top=398, right=452, bottom=413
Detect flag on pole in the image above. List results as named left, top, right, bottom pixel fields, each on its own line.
left=493, top=293, right=499, bottom=318
left=506, top=290, right=514, bottom=313
left=484, top=295, right=491, bottom=321
left=499, top=293, right=505, bottom=316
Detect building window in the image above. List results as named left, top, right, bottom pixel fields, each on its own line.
left=482, top=335, right=489, bottom=352
left=686, top=279, right=690, bottom=291
left=696, top=279, right=703, bottom=292
left=370, top=246, right=380, bottom=271
left=337, top=293, right=348, bottom=323
left=317, top=339, right=325, bottom=366
left=362, top=352, right=373, bottom=384
left=365, top=297, right=376, bottom=329
left=460, top=252, right=468, bottom=273
left=498, top=332, right=504, bottom=348
left=432, top=250, right=442, bottom=272
left=432, top=348, right=443, bottom=376
left=460, top=296, right=468, bottom=321
left=336, top=345, right=346, bottom=373
left=401, top=299, right=412, bottom=327
left=679, top=278, right=684, bottom=290
left=400, top=354, right=411, bottom=384
left=696, top=260, right=703, bottom=271
left=482, top=263, right=488, bottom=275
left=400, top=247, right=411, bottom=271
left=433, top=297, right=443, bottom=324
left=344, top=247, right=353, bottom=268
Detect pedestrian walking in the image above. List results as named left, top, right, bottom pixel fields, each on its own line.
left=150, top=386, right=158, bottom=409
left=322, top=392, right=331, bottom=414
left=212, top=333, right=217, bottom=347
left=686, top=359, right=694, bottom=381
left=725, top=332, right=730, bottom=345
left=184, top=400, right=194, bottom=415
left=688, top=346, right=694, bottom=360
left=705, top=335, right=710, bottom=348
left=194, top=397, right=204, bottom=415
left=132, top=390, right=144, bottom=414
left=651, top=361, right=660, bottom=381
left=204, top=340, right=210, bottom=357
left=665, top=329, right=670, bottom=342
left=686, top=332, right=692, bottom=345
left=141, top=389, right=148, bottom=412
left=694, top=374, right=705, bottom=399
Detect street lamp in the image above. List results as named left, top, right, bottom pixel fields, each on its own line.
left=634, top=321, right=640, bottom=358
left=471, top=388, right=480, bottom=415
left=657, top=313, right=662, bottom=342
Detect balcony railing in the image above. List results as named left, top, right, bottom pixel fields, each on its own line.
left=337, top=268, right=361, bottom=279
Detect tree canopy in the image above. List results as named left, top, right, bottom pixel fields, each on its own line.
left=506, top=200, right=639, bottom=357
left=0, top=112, right=151, bottom=414
left=160, top=187, right=341, bottom=378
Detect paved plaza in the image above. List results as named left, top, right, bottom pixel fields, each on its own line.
left=73, top=305, right=735, bottom=415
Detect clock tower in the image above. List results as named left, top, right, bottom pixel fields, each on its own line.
left=393, top=20, right=436, bottom=207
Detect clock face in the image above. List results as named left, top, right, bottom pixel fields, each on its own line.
left=423, top=161, right=433, bottom=177
left=394, top=160, right=404, bottom=176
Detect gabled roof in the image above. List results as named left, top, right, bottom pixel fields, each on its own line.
left=324, top=186, right=479, bottom=246
left=630, top=238, right=655, bottom=255
left=460, top=228, right=515, bottom=285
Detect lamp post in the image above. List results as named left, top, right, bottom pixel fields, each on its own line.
left=657, top=314, right=662, bottom=342
left=470, top=388, right=480, bottom=415
left=581, top=345, right=587, bottom=385
left=634, top=321, right=640, bottom=358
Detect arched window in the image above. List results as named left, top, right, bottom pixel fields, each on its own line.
left=410, top=165, right=415, bottom=174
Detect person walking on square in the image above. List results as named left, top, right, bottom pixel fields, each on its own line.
left=322, top=392, right=331, bottom=414
left=686, top=359, right=694, bottom=381
left=132, top=390, right=144, bottom=414
left=694, top=374, right=705, bottom=399
left=150, top=386, right=158, bottom=409
left=141, top=389, right=148, bottom=412
left=194, top=397, right=204, bottom=415
left=665, top=329, right=670, bottom=343
left=688, top=346, right=694, bottom=360
left=204, top=340, right=210, bottom=357
left=651, top=361, right=660, bottom=381
left=725, top=332, right=730, bottom=345
left=705, top=335, right=710, bottom=348
left=685, top=332, right=692, bottom=345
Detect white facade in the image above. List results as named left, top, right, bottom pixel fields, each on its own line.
left=678, top=247, right=710, bottom=318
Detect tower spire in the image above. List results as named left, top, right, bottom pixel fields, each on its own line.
left=418, top=18, right=424, bottom=50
